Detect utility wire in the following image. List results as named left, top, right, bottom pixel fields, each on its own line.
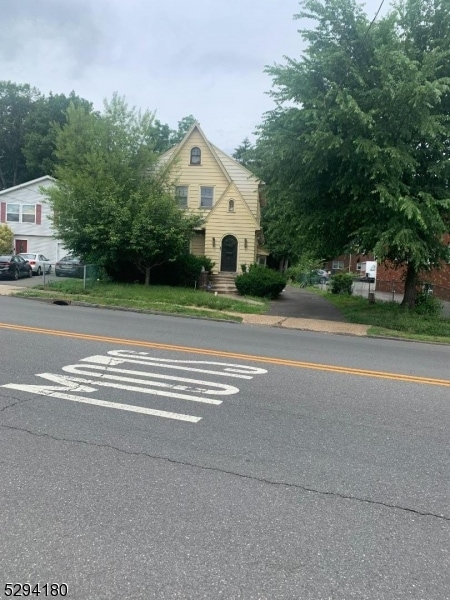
left=365, top=0, right=386, bottom=35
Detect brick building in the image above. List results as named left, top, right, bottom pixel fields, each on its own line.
left=324, top=234, right=450, bottom=302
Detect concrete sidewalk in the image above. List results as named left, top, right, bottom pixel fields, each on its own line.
left=236, top=313, right=369, bottom=336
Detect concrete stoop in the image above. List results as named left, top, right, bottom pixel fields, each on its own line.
left=209, top=272, right=237, bottom=294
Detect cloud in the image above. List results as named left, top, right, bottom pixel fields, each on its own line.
left=0, top=0, right=103, bottom=74
left=0, top=0, right=391, bottom=153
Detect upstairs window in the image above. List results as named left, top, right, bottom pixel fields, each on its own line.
left=190, top=147, right=201, bottom=165
left=6, top=204, right=20, bottom=222
left=175, top=186, right=188, bottom=208
left=200, top=186, right=214, bottom=208
left=22, top=204, right=36, bottom=223
left=228, top=199, right=235, bottom=212
left=5, top=203, right=39, bottom=224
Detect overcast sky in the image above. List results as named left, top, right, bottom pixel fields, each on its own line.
left=2, top=0, right=387, bottom=154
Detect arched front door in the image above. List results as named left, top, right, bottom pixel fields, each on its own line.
left=220, top=235, right=238, bottom=272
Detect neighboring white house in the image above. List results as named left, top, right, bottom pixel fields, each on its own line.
left=0, top=176, right=68, bottom=261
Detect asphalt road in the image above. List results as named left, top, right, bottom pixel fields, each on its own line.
left=0, top=296, right=449, bottom=600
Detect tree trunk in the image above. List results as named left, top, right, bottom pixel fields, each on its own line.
left=279, top=257, right=289, bottom=272
left=0, top=166, right=6, bottom=190
left=144, top=266, right=151, bottom=286
left=401, top=263, right=418, bottom=308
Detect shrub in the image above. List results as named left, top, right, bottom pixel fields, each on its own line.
left=105, top=254, right=215, bottom=286
left=0, top=224, right=14, bottom=254
left=235, top=264, right=286, bottom=299
left=414, top=290, right=442, bottom=317
left=152, top=254, right=215, bottom=287
left=330, top=272, right=354, bottom=295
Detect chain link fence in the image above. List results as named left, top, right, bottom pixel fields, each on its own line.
left=42, top=263, right=101, bottom=290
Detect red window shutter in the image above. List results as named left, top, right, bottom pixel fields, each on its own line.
left=0, top=202, right=5, bottom=223
left=36, top=204, right=42, bottom=225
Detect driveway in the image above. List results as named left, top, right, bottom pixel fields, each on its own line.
left=268, top=285, right=345, bottom=321
left=0, top=272, right=62, bottom=288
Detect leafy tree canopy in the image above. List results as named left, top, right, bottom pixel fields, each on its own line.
left=256, top=0, right=450, bottom=306
left=0, top=79, right=198, bottom=190
left=44, top=94, right=201, bottom=284
left=0, top=81, right=40, bottom=189
left=0, top=81, right=93, bottom=189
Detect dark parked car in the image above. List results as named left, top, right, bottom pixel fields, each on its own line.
left=0, top=254, right=33, bottom=280
left=298, top=269, right=330, bottom=286
left=55, top=255, right=84, bottom=278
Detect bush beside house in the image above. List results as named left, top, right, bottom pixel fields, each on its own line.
left=235, top=264, right=286, bottom=299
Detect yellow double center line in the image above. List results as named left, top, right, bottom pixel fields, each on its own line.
left=1, top=322, right=449, bottom=387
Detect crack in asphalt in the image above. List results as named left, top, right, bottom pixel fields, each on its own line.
left=1, top=421, right=449, bottom=523
left=0, top=392, right=37, bottom=413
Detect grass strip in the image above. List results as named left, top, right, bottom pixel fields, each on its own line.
left=14, top=281, right=267, bottom=320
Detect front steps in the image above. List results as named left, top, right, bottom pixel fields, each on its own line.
left=209, top=272, right=237, bottom=294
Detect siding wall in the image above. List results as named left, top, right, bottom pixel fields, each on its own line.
left=206, top=196, right=257, bottom=269
left=170, top=130, right=230, bottom=217
left=190, top=231, right=205, bottom=256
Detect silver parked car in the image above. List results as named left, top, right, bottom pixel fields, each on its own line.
left=18, top=253, right=52, bottom=275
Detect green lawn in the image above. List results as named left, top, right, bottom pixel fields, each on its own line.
left=15, top=280, right=268, bottom=321
left=317, top=290, right=450, bottom=343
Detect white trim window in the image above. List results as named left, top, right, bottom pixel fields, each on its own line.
left=190, top=147, right=201, bottom=165
left=200, top=186, right=214, bottom=209
left=7, top=203, right=36, bottom=223
left=332, top=260, right=344, bottom=270
left=175, top=186, right=188, bottom=208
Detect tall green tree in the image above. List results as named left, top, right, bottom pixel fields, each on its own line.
left=232, top=137, right=254, bottom=167
left=170, top=114, right=197, bottom=145
left=23, top=91, right=93, bottom=179
left=0, top=81, right=40, bottom=189
left=261, top=192, right=305, bottom=270
left=257, top=0, right=450, bottom=307
left=44, top=95, right=201, bottom=285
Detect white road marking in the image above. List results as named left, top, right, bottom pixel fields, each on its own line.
left=2, top=384, right=200, bottom=422
left=1, top=350, right=268, bottom=423
left=84, top=352, right=268, bottom=379
left=36, top=372, right=222, bottom=405
left=63, top=363, right=239, bottom=395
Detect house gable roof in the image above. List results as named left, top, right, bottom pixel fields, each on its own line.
left=160, top=122, right=232, bottom=184
left=159, top=123, right=260, bottom=193
left=0, top=176, right=56, bottom=197
left=205, top=181, right=260, bottom=230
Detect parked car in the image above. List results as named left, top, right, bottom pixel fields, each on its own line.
left=55, top=255, right=84, bottom=278
left=298, top=269, right=329, bottom=286
left=0, top=254, right=33, bottom=280
left=312, top=269, right=330, bottom=283
left=18, top=253, right=52, bottom=275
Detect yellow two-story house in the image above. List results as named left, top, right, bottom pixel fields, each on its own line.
left=160, top=122, right=266, bottom=274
